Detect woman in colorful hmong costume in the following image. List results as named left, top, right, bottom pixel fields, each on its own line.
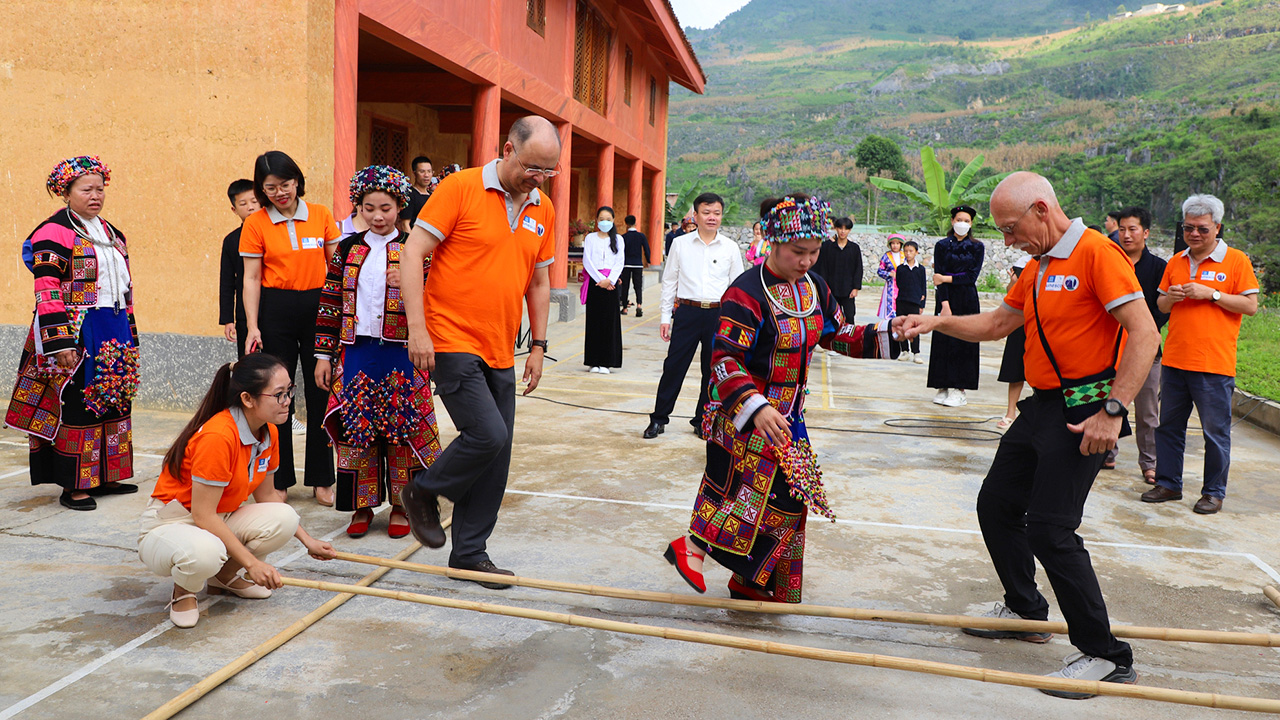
left=315, top=166, right=442, bottom=539
left=6, top=157, right=140, bottom=511
left=875, top=233, right=907, bottom=320
left=664, top=194, right=891, bottom=603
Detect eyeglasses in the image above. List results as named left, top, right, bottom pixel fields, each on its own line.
left=258, top=384, right=296, bottom=405
left=995, top=203, right=1036, bottom=236
left=262, top=179, right=297, bottom=194
left=510, top=146, right=560, bottom=178
left=1182, top=224, right=1217, bottom=236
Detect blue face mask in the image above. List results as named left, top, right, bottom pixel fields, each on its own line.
left=598, top=220, right=614, bottom=233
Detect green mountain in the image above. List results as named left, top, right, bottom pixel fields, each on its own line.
left=667, top=0, right=1280, bottom=283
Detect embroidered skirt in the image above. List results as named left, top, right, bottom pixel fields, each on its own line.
left=322, top=337, right=441, bottom=511
left=9, top=308, right=138, bottom=491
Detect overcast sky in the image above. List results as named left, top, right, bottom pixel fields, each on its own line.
left=669, top=0, right=751, bottom=29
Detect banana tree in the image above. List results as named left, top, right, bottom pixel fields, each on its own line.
left=869, top=148, right=1008, bottom=235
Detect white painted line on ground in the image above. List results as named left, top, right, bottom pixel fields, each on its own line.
left=0, top=504, right=388, bottom=718
left=505, top=489, right=1280, bottom=574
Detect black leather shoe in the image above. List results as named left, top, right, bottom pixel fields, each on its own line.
left=400, top=483, right=446, bottom=548
left=449, top=559, right=515, bottom=589
left=87, top=482, right=139, bottom=496
left=1140, top=485, right=1183, bottom=503
left=635, top=307, right=643, bottom=317
left=1193, top=495, right=1223, bottom=514
left=642, top=421, right=665, bottom=439
left=59, top=491, right=96, bottom=511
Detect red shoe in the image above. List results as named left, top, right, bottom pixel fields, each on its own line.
left=727, top=576, right=777, bottom=603
left=388, top=508, right=411, bottom=539
left=346, top=508, right=373, bottom=538
left=664, top=537, right=706, bottom=593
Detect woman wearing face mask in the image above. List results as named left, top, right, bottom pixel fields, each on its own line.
left=928, top=205, right=986, bottom=407
left=314, top=166, right=441, bottom=538
left=239, top=151, right=340, bottom=506
left=7, top=156, right=140, bottom=511
left=581, top=206, right=624, bottom=374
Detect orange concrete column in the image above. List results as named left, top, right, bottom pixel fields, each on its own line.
left=627, top=158, right=643, bottom=229
left=332, top=0, right=359, bottom=219
left=595, top=143, right=615, bottom=211
left=470, top=83, right=501, bottom=168
left=648, top=168, right=665, bottom=262
left=549, top=123, right=574, bottom=290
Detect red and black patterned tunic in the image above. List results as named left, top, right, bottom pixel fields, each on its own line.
left=689, top=264, right=890, bottom=602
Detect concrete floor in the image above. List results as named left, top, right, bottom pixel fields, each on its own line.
left=3, top=276, right=1280, bottom=719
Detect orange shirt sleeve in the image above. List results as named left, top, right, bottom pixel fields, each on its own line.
left=537, top=204, right=556, bottom=265
left=1158, top=257, right=1176, bottom=293
left=187, top=430, right=235, bottom=488
left=1235, top=253, right=1259, bottom=294
left=239, top=213, right=265, bottom=257
left=321, top=206, right=341, bottom=244
left=1003, top=261, right=1031, bottom=312
left=417, top=175, right=462, bottom=240
left=1091, top=243, right=1143, bottom=308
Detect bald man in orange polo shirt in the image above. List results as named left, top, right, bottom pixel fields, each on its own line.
left=397, top=117, right=559, bottom=587
left=896, top=172, right=1160, bottom=699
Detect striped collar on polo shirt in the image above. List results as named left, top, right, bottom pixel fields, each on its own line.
left=229, top=406, right=271, bottom=453
left=266, top=200, right=310, bottom=224
left=1038, top=218, right=1086, bottom=260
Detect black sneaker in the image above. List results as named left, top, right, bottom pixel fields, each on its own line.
left=1039, top=652, right=1138, bottom=699
left=449, top=559, right=515, bottom=589
left=961, top=602, right=1053, bottom=643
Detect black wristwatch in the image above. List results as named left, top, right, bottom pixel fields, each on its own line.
left=1103, top=398, right=1128, bottom=418
left=530, top=339, right=548, bottom=352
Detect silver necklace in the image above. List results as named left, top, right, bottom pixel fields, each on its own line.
left=761, top=263, right=817, bottom=318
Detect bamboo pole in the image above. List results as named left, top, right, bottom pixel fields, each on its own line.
left=284, top=577, right=1280, bottom=714
left=1265, top=586, right=1280, bottom=611
left=332, top=551, right=1280, bottom=648
left=142, top=524, right=444, bottom=720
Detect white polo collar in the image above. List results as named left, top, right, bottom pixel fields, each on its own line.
left=482, top=160, right=541, bottom=205
left=267, top=200, right=310, bottom=224
left=1040, top=218, right=1086, bottom=260
left=1181, top=239, right=1228, bottom=263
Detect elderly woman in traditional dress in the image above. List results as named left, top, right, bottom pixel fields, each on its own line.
left=315, top=166, right=442, bottom=538
left=663, top=194, right=890, bottom=603
left=6, top=157, right=140, bottom=511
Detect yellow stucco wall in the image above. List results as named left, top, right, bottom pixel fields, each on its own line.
left=0, top=0, right=334, bottom=337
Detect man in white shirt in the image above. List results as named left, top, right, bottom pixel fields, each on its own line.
left=644, top=193, right=745, bottom=439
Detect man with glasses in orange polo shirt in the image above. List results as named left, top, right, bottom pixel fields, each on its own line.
left=1140, top=194, right=1259, bottom=515
left=397, top=116, right=559, bottom=588
left=896, top=172, right=1160, bottom=699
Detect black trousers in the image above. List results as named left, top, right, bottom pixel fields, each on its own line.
left=650, top=304, right=718, bottom=427
left=895, top=303, right=921, bottom=353
left=618, top=267, right=644, bottom=308
left=411, top=353, right=515, bottom=565
left=976, top=391, right=1133, bottom=667
left=260, top=287, right=334, bottom=490
left=836, top=296, right=856, bottom=324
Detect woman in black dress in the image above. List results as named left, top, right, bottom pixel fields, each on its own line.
left=927, top=205, right=985, bottom=407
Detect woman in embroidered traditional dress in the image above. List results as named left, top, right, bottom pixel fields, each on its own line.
left=928, top=205, right=986, bottom=408
left=581, top=205, right=624, bottom=374
left=315, top=166, right=442, bottom=538
left=875, top=233, right=907, bottom=320
left=663, top=194, right=890, bottom=603
left=6, top=157, right=140, bottom=511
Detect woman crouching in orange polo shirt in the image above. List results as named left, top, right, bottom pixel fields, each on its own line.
left=137, top=353, right=336, bottom=628
left=240, top=151, right=340, bottom=506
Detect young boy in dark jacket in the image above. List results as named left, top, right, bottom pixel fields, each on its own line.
left=895, top=240, right=927, bottom=363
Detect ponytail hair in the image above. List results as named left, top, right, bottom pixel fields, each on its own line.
left=598, top=205, right=619, bottom=254
left=162, top=353, right=287, bottom=477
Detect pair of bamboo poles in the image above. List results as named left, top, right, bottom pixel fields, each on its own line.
left=144, top=534, right=1280, bottom=718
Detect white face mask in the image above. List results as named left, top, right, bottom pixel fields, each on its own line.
left=597, top=220, right=614, bottom=233
left=952, top=221, right=972, bottom=236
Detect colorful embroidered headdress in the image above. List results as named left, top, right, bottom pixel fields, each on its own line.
left=762, top=195, right=833, bottom=243
left=438, top=163, right=462, bottom=180
left=47, top=156, right=111, bottom=196
left=887, top=233, right=907, bottom=247
left=349, top=165, right=413, bottom=208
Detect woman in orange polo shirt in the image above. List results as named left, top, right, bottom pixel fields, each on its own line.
left=137, top=353, right=335, bottom=628
left=240, top=151, right=339, bottom=506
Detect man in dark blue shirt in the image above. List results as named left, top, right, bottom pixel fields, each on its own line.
left=619, top=215, right=651, bottom=316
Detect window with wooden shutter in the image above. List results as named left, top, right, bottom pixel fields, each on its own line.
left=573, top=1, right=610, bottom=116
left=527, top=0, right=545, bottom=36
left=370, top=119, right=408, bottom=171
left=624, top=47, right=633, bottom=106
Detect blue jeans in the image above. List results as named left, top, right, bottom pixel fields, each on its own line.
left=1154, top=366, right=1235, bottom=499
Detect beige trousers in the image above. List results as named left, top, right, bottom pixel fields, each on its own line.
left=137, top=498, right=300, bottom=592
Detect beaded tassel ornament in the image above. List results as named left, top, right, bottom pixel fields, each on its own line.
left=773, top=439, right=836, bottom=521
left=340, top=370, right=423, bottom=448
left=82, top=340, right=140, bottom=416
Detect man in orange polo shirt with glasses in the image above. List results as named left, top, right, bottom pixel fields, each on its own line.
left=1141, top=194, right=1259, bottom=514
left=398, top=116, right=559, bottom=587
left=895, top=172, right=1160, bottom=699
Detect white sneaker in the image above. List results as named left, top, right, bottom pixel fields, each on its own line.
left=599, top=367, right=610, bottom=375
left=291, top=416, right=306, bottom=435
left=933, top=389, right=948, bottom=405
left=954, top=389, right=968, bottom=406
left=941, top=389, right=967, bottom=407
left=589, top=367, right=601, bottom=373
left=1040, top=652, right=1137, bottom=699
left=897, top=352, right=911, bottom=362
left=913, top=353, right=923, bottom=364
